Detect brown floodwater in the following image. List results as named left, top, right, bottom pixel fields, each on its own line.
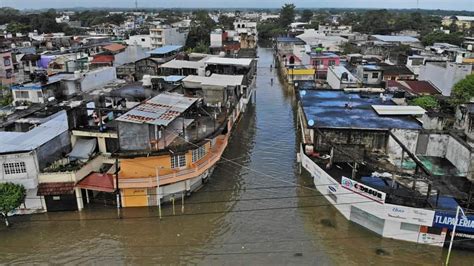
left=1, top=47, right=473, bottom=265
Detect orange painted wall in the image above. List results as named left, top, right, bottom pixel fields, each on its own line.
left=122, top=188, right=148, bottom=207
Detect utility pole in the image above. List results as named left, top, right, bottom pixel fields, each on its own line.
left=115, top=157, right=122, bottom=218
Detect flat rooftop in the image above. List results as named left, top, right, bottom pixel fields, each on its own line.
left=300, top=90, right=422, bottom=130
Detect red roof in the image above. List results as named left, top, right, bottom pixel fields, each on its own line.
left=91, top=55, right=114, bottom=64
left=77, top=172, right=115, bottom=192
left=102, top=43, right=126, bottom=53
left=37, top=182, right=75, bottom=196
left=386, top=80, right=440, bottom=95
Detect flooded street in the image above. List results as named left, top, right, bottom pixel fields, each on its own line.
left=1, top=47, right=474, bottom=265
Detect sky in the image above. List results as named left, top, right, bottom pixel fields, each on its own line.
left=1, top=0, right=473, bottom=11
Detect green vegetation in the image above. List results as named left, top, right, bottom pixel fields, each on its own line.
left=0, top=183, right=26, bottom=227
left=186, top=11, right=216, bottom=51
left=71, top=11, right=126, bottom=27
left=452, top=75, right=474, bottom=104
left=421, top=31, right=464, bottom=46
left=410, top=96, right=440, bottom=110
left=257, top=4, right=296, bottom=40
left=218, top=15, right=235, bottom=30
left=278, top=3, right=296, bottom=28
left=0, top=86, right=12, bottom=107
left=300, top=9, right=313, bottom=23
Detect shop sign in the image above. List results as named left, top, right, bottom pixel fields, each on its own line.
left=341, top=176, right=386, bottom=203
left=433, top=212, right=474, bottom=233
left=384, top=204, right=435, bottom=226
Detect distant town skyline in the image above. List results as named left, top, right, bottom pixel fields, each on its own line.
left=1, top=0, right=473, bottom=11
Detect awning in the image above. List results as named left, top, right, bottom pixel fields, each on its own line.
left=37, top=182, right=75, bottom=196
left=76, top=172, right=115, bottom=193
left=68, top=138, right=97, bottom=162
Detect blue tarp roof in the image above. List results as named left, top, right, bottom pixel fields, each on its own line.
left=429, top=195, right=459, bottom=211
left=300, top=90, right=422, bottom=130
left=147, top=45, right=183, bottom=55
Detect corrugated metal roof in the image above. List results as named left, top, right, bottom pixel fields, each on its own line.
left=183, top=74, right=244, bottom=88
left=116, top=92, right=199, bottom=126
left=372, top=105, right=426, bottom=116
left=147, top=45, right=183, bottom=55
left=0, top=111, right=69, bottom=154
left=160, top=59, right=205, bottom=69
left=372, top=35, right=420, bottom=43
left=205, top=57, right=253, bottom=67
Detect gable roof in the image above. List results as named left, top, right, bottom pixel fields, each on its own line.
left=102, top=43, right=126, bottom=53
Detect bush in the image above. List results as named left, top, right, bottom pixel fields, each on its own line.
left=410, top=96, right=440, bottom=110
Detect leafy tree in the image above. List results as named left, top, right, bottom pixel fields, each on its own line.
left=186, top=11, right=216, bottom=50
left=0, top=183, right=26, bottom=227
left=257, top=20, right=285, bottom=40
left=301, top=9, right=313, bottom=23
left=421, top=31, right=464, bottom=46
left=279, top=3, right=296, bottom=28
left=410, top=96, right=440, bottom=110
left=218, top=15, right=235, bottom=30
left=452, top=74, right=474, bottom=104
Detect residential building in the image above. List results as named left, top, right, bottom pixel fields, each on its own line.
left=135, top=45, right=183, bottom=80
left=356, top=65, right=383, bottom=86
left=370, top=35, right=422, bottom=46
left=419, top=61, right=473, bottom=96
left=386, top=80, right=441, bottom=96
left=327, top=66, right=359, bottom=89
left=126, top=35, right=153, bottom=49
left=379, top=64, right=416, bottom=81
left=310, top=52, right=340, bottom=79
left=442, top=16, right=474, bottom=30
left=0, top=50, right=14, bottom=85
left=150, top=25, right=189, bottom=49
left=0, top=111, right=70, bottom=212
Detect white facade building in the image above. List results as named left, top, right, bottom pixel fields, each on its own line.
left=150, top=25, right=189, bottom=49
left=419, top=62, right=472, bottom=96
left=126, top=35, right=152, bottom=49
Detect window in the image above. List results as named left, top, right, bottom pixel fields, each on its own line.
left=313, top=60, right=322, bottom=67
left=372, top=72, right=379, bottom=79
left=15, top=91, right=29, bottom=99
left=3, top=162, right=27, bottom=175
left=171, top=154, right=186, bottom=169
left=363, top=74, right=368, bottom=79
left=37, top=91, right=43, bottom=99
left=400, top=222, right=419, bottom=232
left=3, top=56, right=11, bottom=66
left=328, top=60, right=336, bottom=66
left=192, top=146, right=206, bottom=163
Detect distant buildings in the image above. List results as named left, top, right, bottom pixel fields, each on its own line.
left=442, top=15, right=474, bottom=30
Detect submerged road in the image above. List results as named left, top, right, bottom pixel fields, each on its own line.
left=1, top=47, right=473, bottom=265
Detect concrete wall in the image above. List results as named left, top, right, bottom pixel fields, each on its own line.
left=0, top=152, right=38, bottom=189
left=386, top=129, right=419, bottom=165
left=36, top=131, right=71, bottom=170
left=419, top=63, right=472, bottom=96
left=118, top=122, right=151, bottom=151
left=446, top=136, right=471, bottom=176
left=326, top=67, right=341, bottom=89
left=114, top=46, right=149, bottom=66
left=80, top=67, right=116, bottom=92
left=126, top=35, right=152, bottom=49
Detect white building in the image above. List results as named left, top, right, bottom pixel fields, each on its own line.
left=327, top=66, right=359, bottom=89
left=0, top=111, right=70, bottom=212
left=419, top=61, right=472, bottom=96
left=126, top=35, right=152, bottom=49
left=150, top=25, right=189, bottom=49
left=233, top=19, right=257, bottom=35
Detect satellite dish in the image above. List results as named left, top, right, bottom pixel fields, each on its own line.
left=300, top=90, right=307, bottom=97
left=308, top=119, right=315, bottom=126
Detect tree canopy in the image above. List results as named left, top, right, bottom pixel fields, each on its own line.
left=300, top=10, right=313, bottom=23
left=421, top=31, right=464, bottom=46
left=186, top=11, right=216, bottom=50
left=0, top=182, right=26, bottom=227
left=279, top=3, right=296, bottom=28
left=452, top=75, right=474, bottom=104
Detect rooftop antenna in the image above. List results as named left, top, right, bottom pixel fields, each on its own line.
left=417, top=0, right=419, bottom=9
left=135, top=0, right=138, bottom=11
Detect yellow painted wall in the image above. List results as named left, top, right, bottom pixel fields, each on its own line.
left=288, top=69, right=315, bottom=75
left=122, top=188, right=148, bottom=207
left=119, top=141, right=212, bottom=178
left=120, top=155, right=173, bottom=178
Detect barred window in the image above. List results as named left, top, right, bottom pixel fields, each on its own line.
left=3, top=162, right=27, bottom=175
left=171, top=154, right=186, bottom=169
left=192, top=146, right=206, bottom=163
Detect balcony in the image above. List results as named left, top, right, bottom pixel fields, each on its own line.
left=118, top=133, right=229, bottom=188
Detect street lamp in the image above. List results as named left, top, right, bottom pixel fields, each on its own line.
left=445, top=205, right=467, bottom=266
